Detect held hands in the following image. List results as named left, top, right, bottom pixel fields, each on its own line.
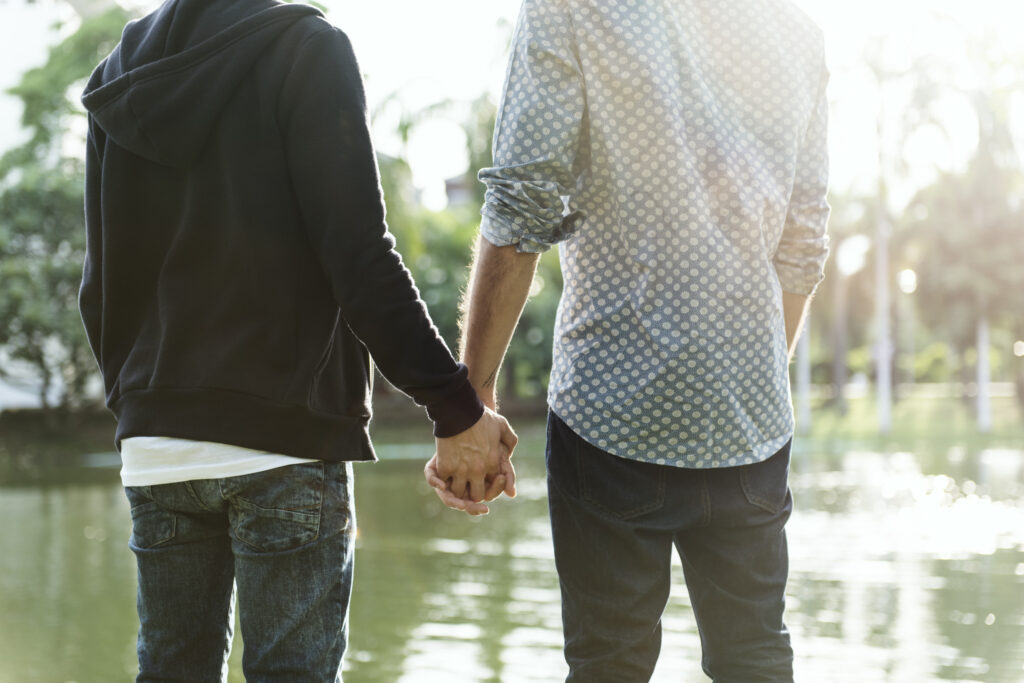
left=424, top=407, right=518, bottom=515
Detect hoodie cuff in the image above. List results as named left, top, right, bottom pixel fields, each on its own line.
left=426, top=374, right=486, bottom=438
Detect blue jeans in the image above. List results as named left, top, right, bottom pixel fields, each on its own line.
left=546, top=412, right=793, bottom=682
left=124, top=460, right=355, bottom=682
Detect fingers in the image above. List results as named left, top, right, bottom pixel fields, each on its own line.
left=429, top=474, right=490, bottom=515
left=501, top=455, right=517, bottom=498
left=482, top=473, right=506, bottom=502
left=497, top=417, right=518, bottom=498
left=464, top=501, right=490, bottom=515
left=424, top=454, right=446, bottom=489
left=500, top=418, right=519, bottom=454
left=425, top=409, right=519, bottom=515
left=434, top=481, right=490, bottom=515
left=425, top=454, right=490, bottom=515
left=450, top=475, right=472, bottom=501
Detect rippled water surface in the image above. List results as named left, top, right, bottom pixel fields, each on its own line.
left=2, top=423, right=1023, bottom=682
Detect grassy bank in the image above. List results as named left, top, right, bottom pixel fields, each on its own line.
left=803, top=393, right=1024, bottom=453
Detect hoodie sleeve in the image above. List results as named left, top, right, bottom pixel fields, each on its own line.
left=79, top=117, right=104, bottom=370
left=279, top=26, right=483, bottom=438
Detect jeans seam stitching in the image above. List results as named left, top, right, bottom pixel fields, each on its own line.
left=315, top=461, right=324, bottom=541
left=129, top=506, right=176, bottom=548
left=740, top=470, right=783, bottom=514
left=184, top=481, right=216, bottom=512
left=579, top=449, right=667, bottom=520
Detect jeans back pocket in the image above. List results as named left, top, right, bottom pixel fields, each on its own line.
left=125, top=487, right=177, bottom=549
left=579, top=440, right=667, bottom=520
left=738, top=441, right=792, bottom=514
left=225, top=462, right=325, bottom=553
left=549, top=412, right=666, bottom=521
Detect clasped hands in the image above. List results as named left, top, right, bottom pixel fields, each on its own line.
left=424, top=406, right=518, bottom=515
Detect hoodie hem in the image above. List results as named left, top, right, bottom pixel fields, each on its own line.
left=111, top=387, right=376, bottom=463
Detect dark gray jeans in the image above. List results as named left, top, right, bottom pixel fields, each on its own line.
left=546, top=411, right=794, bottom=682
left=124, top=460, right=354, bottom=682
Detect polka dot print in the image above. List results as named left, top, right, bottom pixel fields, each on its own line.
left=479, top=0, right=831, bottom=467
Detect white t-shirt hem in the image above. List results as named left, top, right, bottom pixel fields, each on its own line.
left=120, top=436, right=318, bottom=487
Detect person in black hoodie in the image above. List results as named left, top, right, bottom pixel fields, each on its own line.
left=80, top=0, right=516, bottom=678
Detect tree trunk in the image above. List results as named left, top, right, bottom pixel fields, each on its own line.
left=831, top=271, right=848, bottom=415
left=976, top=316, right=992, bottom=433
left=796, top=318, right=812, bottom=434
left=36, top=362, right=52, bottom=412
left=1014, top=366, right=1024, bottom=414
left=875, top=216, right=893, bottom=434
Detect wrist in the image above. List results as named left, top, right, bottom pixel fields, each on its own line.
left=426, top=377, right=485, bottom=438
left=480, top=390, right=498, bottom=411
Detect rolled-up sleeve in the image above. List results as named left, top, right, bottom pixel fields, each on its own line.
left=774, top=65, right=831, bottom=295
left=478, top=0, right=586, bottom=253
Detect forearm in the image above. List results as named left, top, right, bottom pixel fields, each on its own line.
left=282, top=30, right=482, bottom=432
left=782, top=290, right=811, bottom=359
left=459, top=237, right=540, bottom=407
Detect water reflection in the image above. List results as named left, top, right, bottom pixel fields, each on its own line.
left=1, top=425, right=1022, bottom=682
left=0, top=484, right=138, bottom=680
left=786, top=444, right=1024, bottom=682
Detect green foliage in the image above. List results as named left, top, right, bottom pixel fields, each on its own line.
left=462, top=95, right=497, bottom=207
left=914, top=341, right=957, bottom=383
left=808, top=191, right=879, bottom=387
left=502, top=249, right=561, bottom=399
left=896, top=29, right=1024, bottom=354
left=375, top=91, right=562, bottom=401
left=0, top=8, right=130, bottom=408
left=904, top=164, right=1024, bottom=351
left=377, top=153, right=419, bottom=251
left=809, top=393, right=1024, bottom=448
left=386, top=203, right=564, bottom=401
left=1, top=8, right=128, bottom=174
left=846, top=346, right=871, bottom=378
left=0, top=160, right=95, bottom=407
left=402, top=207, right=477, bottom=346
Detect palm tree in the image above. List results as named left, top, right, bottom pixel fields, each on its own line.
left=894, top=23, right=1024, bottom=431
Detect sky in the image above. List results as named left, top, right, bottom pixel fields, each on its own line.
left=1, top=0, right=1022, bottom=209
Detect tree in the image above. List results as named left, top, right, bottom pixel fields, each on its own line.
left=462, top=94, right=498, bottom=207
left=897, top=29, right=1024, bottom=429
left=0, top=7, right=129, bottom=408
left=0, top=161, right=96, bottom=408
left=370, top=88, right=564, bottom=403
left=808, top=192, right=876, bottom=414
left=906, top=163, right=1024, bottom=381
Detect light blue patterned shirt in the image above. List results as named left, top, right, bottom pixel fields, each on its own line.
left=480, top=0, right=830, bottom=467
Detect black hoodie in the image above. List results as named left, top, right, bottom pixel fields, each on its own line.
left=79, top=0, right=483, bottom=461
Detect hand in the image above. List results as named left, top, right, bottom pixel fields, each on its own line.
left=424, top=447, right=513, bottom=515
left=425, top=408, right=518, bottom=514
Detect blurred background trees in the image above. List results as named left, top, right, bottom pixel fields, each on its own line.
left=802, top=16, right=1024, bottom=431
left=0, top=4, right=1021, bottom=428
left=0, top=7, right=126, bottom=409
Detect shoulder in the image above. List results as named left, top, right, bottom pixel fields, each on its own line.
left=773, top=0, right=826, bottom=50
left=285, top=15, right=352, bottom=52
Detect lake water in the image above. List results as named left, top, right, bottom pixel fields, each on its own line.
left=2, top=422, right=1023, bottom=682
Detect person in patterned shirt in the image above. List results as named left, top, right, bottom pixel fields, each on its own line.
left=428, top=0, right=831, bottom=679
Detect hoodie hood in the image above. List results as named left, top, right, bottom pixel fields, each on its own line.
left=82, top=0, right=321, bottom=168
